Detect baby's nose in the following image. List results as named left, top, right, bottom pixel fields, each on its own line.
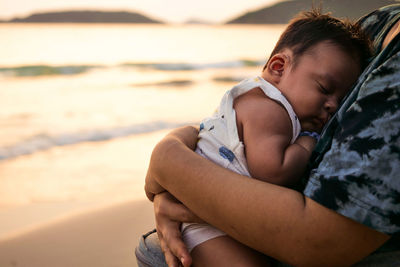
left=325, top=98, right=339, bottom=115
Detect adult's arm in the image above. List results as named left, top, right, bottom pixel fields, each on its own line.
left=145, top=126, right=390, bottom=267
left=145, top=126, right=198, bottom=201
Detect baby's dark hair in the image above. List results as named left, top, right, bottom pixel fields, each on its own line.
left=264, top=8, right=372, bottom=70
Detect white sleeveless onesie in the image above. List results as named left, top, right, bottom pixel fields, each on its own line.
left=181, top=76, right=301, bottom=252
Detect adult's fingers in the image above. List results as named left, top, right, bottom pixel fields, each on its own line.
left=155, top=213, right=192, bottom=267
left=154, top=194, right=192, bottom=266
left=159, top=234, right=180, bottom=267
left=161, top=224, right=192, bottom=267
left=156, top=219, right=191, bottom=267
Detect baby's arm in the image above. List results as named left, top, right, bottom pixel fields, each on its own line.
left=235, top=89, right=316, bottom=186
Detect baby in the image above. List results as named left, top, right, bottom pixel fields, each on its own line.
left=181, top=8, right=372, bottom=266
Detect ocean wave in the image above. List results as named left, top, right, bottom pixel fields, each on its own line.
left=0, top=59, right=263, bottom=77
left=0, top=65, right=102, bottom=77
left=121, top=59, right=264, bottom=71
left=212, top=76, right=246, bottom=83
left=0, top=121, right=193, bottom=161
left=131, top=79, right=193, bottom=87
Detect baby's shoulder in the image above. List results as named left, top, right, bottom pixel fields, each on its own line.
left=234, top=87, right=291, bottom=124
left=233, top=87, right=293, bottom=138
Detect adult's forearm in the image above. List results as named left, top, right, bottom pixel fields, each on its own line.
left=145, top=126, right=199, bottom=201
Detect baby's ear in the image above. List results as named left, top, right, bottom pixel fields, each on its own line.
left=262, top=53, right=290, bottom=85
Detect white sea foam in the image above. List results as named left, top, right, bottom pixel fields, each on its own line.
left=0, top=121, right=193, bottom=160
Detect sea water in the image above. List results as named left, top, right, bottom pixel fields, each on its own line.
left=0, top=23, right=284, bottom=236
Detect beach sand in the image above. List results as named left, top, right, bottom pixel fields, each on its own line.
left=0, top=130, right=175, bottom=267
left=0, top=199, right=155, bottom=267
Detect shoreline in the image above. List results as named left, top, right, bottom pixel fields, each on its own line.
left=0, top=129, right=170, bottom=241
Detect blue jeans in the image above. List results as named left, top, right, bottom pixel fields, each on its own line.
left=135, top=229, right=167, bottom=267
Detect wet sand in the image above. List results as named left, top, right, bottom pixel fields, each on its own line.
left=0, top=199, right=155, bottom=267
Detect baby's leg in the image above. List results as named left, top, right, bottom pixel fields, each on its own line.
left=191, top=235, right=271, bottom=267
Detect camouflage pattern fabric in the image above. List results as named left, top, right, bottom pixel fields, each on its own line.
left=302, top=4, right=400, bottom=251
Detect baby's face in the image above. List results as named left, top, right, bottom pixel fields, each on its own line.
left=279, top=41, right=361, bottom=132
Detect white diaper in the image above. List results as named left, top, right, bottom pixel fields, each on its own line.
left=181, top=223, right=226, bottom=252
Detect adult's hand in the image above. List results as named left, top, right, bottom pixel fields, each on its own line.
left=154, top=192, right=203, bottom=267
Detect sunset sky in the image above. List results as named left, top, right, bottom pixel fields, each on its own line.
left=0, top=0, right=283, bottom=23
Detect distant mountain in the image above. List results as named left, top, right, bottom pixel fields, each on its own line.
left=227, top=0, right=399, bottom=24
left=5, top=10, right=163, bottom=23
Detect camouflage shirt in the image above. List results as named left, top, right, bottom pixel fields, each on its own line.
left=302, top=4, right=400, bottom=252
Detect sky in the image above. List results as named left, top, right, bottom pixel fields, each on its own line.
left=0, top=0, right=283, bottom=23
